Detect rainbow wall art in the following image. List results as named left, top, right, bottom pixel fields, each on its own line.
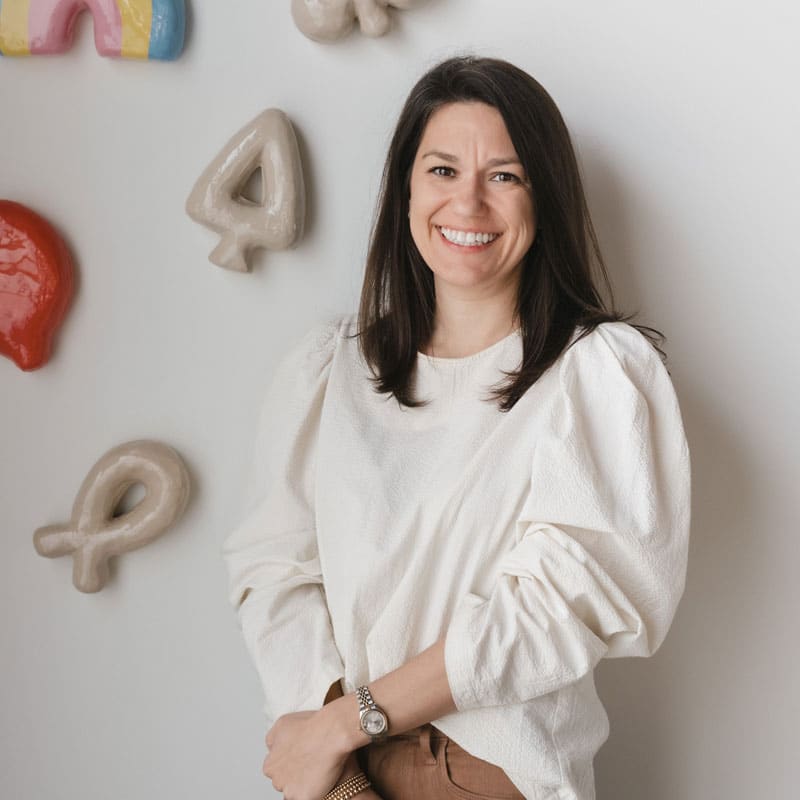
left=0, top=0, right=185, bottom=59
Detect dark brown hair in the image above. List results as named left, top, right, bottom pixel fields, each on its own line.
left=354, top=55, right=664, bottom=411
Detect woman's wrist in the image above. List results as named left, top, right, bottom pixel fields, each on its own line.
left=319, top=691, right=372, bottom=754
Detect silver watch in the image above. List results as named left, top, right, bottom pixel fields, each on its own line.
left=356, top=685, right=389, bottom=743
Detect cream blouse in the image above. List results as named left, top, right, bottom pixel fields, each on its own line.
left=223, top=312, right=691, bottom=800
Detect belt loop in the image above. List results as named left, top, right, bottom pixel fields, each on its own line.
left=418, top=724, right=437, bottom=765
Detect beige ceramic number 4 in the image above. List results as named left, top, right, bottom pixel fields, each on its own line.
left=186, top=109, right=306, bottom=272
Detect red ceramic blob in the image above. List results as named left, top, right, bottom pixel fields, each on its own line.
left=0, top=200, right=74, bottom=371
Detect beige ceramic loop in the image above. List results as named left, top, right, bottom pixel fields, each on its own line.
left=186, top=108, right=306, bottom=272
left=33, top=440, right=190, bottom=594
left=292, top=0, right=422, bottom=42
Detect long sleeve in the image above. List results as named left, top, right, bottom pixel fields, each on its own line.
left=223, top=319, right=345, bottom=724
left=443, top=322, right=691, bottom=711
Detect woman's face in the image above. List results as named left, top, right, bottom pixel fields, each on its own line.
left=408, top=101, right=536, bottom=299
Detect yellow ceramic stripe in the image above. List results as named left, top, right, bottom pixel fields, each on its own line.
left=0, top=0, right=31, bottom=56
left=119, top=0, right=151, bottom=59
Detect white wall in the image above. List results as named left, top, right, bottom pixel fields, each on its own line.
left=2, top=2, right=797, bottom=798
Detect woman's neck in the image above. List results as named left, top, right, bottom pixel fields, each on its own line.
left=421, top=310, right=520, bottom=359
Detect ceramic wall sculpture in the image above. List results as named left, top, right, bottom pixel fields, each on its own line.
left=291, top=0, right=422, bottom=42
left=0, top=200, right=74, bottom=371
left=33, top=440, right=190, bottom=594
left=0, top=0, right=185, bottom=59
left=186, top=108, right=306, bottom=273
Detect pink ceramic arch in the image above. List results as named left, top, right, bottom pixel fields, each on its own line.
left=0, top=0, right=185, bottom=59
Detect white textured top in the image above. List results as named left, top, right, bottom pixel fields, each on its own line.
left=223, top=312, right=691, bottom=800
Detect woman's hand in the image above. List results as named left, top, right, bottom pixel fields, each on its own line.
left=263, top=709, right=350, bottom=800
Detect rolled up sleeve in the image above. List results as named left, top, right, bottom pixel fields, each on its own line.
left=444, top=322, right=691, bottom=711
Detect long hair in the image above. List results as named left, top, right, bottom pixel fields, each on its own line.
left=354, top=55, right=665, bottom=411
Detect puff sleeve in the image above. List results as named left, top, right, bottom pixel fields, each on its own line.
left=444, top=322, right=691, bottom=711
left=223, top=319, right=345, bottom=723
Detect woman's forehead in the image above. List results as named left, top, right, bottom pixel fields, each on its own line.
left=416, top=102, right=519, bottom=160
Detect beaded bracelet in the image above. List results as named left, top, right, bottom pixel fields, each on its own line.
left=322, top=771, right=372, bottom=800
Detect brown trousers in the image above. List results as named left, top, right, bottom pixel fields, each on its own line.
left=356, top=723, right=525, bottom=800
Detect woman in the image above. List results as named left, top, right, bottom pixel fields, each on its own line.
left=224, top=56, right=690, bottom=800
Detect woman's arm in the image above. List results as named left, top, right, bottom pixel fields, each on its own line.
left=319, top=640, right=455, bottom=753
left=262, top=662, right=450, bottom=797
left=268, top=680, right=384, bottom=798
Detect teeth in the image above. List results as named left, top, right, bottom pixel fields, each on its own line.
left=439, top=227, right=499, bottom=246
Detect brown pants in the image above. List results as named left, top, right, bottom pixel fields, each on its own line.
left=356, top=723, right=525, bottom=800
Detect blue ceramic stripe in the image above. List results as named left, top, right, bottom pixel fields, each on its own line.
left=148, top=0, right=185, bottom=60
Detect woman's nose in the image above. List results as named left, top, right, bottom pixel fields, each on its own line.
left=451, top=175, right=486, bottom=216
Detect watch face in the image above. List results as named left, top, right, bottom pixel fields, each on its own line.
left=362, top=708, right=387, bottom=736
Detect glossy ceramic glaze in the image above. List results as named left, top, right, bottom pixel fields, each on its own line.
left=0, top=200, right=74, bottom=371
left=33, top=440, right=191, bottom=594
left=291, top=0, right=421, bottom=42
left=0, top=0, right=185, bottom=59
left=186, top=108, right=306, bottom=272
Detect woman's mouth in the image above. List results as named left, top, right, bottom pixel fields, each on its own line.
left=436, top=226, right=501, bottom=248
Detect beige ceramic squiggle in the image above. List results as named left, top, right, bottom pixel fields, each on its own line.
left=186, top=108, right=305, bottom=272
left=292, top=0, right=422, bottom=42
left=33, top=440, right=190, bottom=594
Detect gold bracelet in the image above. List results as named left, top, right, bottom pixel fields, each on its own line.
left=322, top=771, right=371, bottom=800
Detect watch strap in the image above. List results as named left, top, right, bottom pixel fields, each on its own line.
left=356, top=684, right=389, bottom=742
left=356, top=685, right=376, bottom=713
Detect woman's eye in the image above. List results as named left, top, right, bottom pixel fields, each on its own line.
left=492, top=172, right=521, bottom=183
left=430, top=166, right=455, bottom=177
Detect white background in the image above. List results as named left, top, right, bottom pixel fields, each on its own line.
left=2, top=1, right=798, bottom=798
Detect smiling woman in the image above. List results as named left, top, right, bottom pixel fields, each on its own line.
left=408, top=101, right=536, bottom=350
left=356, top=55, right=666, bottom=402
left=224, top=56, right=690, bottom=800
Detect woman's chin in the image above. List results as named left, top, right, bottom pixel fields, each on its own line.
left=429, top=262, right=521, bottom=294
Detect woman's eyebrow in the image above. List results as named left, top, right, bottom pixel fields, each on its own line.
left=421, top=150, right=522, bottom=167
left=421, top=150, right=458, bottom=162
